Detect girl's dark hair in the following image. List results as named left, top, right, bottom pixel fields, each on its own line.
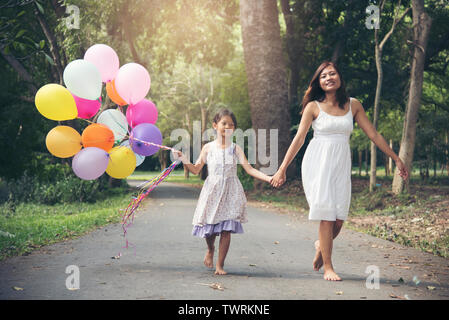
left=213, top=108, right=237, bottom=128
left=301, top=61, right=349, bottom=114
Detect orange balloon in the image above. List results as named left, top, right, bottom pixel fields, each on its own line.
left=106, top=80, right=127, bottom=106
left=46, top=126, right=82, bottom=158
left=81, top=123, right=114, bottom=151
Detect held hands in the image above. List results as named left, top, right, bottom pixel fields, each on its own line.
left=271, top=169, right=286, bottom=188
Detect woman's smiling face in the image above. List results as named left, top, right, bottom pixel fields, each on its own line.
left=213, top=115, right=235, bottom=137
left=319, top=65, right=341, bottom=92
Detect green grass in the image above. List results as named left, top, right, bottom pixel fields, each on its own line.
left=352, top=166, right=449, bottom=179
left=0, top=190, right=133, bottom=260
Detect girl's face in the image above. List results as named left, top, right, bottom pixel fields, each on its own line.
left=213, top=115, right=235, bottom=137
left=319, top=65, right=341, bottom=93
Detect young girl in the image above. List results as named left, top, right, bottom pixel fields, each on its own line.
left=271, top=61, right=408, bottom=281
left=173, top=109, right=272, bottom=275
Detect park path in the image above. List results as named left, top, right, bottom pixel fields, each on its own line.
left=0, top=182, right=448, bottom=300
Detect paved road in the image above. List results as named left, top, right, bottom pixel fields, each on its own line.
left=0, top=182, right=448, bottom=300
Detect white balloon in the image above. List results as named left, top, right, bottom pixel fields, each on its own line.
left=97, top=109, right=128, bottom=143
left=120, top=140, right=145, bottom=167
left=63, top=59, right=102, bottom=100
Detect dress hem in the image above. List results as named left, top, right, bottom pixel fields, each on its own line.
left=192, top=220, right=244, bottom=238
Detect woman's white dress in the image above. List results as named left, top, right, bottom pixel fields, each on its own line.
left=301, top=98, right=354, bottom=221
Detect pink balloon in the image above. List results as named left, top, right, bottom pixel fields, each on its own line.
left=72, top=93, right=101, bottom=119
left=126, top=99, right=158, bottom=128
left=115, top=63, right=151, bottom=105
left=84, top=44, right=119, bottom=83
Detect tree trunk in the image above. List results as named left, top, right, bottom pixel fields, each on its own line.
left=392, top=0, right=432, bottom=194
left=433, top=153, right=437, bottom=179
left=358, top=150, right=362, bottom=176
left=445, top=131, right=449, bottom=176
left=0, top=51, right=37, bottom=94
left=389, top=139, right=394, bottom=174
left=240, top=0, right=293, bottom=188
left=122, top=1, right=143, bottom=67
left=158, top=150, right=167, bottom=170
left=34, top=5, right=64, bottom=84
left=370, top=1, right=410, bottom=191
left=200, top=107, right=208, bottom=180
left=365, top=148, right=369, bottom=176
left=385, top=152, right=390, bottom=176
left=370, top=44, right=382, bottom=191
left=280, top=0, right=300, bottom=110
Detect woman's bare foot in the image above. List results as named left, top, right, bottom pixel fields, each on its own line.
left=313, top=240, right=323, bottom=271
left=214, top=264, right=227, bottom=275
left=204, top=248, right=214, bottom=268
left=323, top=267, right=342, bottom=281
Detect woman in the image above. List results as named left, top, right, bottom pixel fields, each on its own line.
left=271, top=61, right=408, bottom=281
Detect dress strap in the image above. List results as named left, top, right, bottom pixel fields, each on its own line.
left=315, top=100, right=322, bottom=111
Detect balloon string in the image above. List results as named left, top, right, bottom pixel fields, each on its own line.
left=77, top=117, right=179, bottom=152
left=118, top=160, right=181, bottom=255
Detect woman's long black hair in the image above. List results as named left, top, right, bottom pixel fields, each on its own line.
left=301, top=61, right=349, bottom=114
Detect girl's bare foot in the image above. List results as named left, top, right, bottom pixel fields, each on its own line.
left=204, top=248, right=214, bottom=268
left=323, top=267, right=342, bottom=281
left=214, top=264, right=227, bottom=275
left=313, top=240, right=323, bottom=271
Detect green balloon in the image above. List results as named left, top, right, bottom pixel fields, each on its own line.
left=63, top=59, right=102, bottom=100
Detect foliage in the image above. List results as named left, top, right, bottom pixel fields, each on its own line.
left=1, top=0, right=448, bottom=185
left=2, top=157, right=127, bottom=205
left=0, top=192, right=132, bottom=260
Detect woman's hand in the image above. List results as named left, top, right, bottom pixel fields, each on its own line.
left=395, top=158, right=408, bottom=181
left=271, top=169, right=286, bottom=188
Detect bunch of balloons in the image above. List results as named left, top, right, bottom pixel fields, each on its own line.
left=35, top=44, right=162, bottom=180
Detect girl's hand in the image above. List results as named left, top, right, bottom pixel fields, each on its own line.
left=395, top=158, right=409, bottom=181
left=271, top=169, right=286, bottom=188
left=172, top=150, right=188, bottom=163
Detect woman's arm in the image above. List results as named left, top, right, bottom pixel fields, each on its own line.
left=173, top=144, right=208, bottom=175
left=235, top=145, right=272, bottom=183
left=352, top=99, right=408, bottom=180
left=271, top=102, right=316, bottom=187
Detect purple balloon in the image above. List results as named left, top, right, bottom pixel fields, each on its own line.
left=72, top=147, right=110, bottom=180
left=130, top=123, right=162, bottom=156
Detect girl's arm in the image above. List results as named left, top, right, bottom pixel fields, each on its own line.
left=271, top=102, right=316, bottom=187
left=352, top=98, right=408, bottom=180
left=235, top=145, right=272, bottom=183
left=173, top=144, right=208, bottom=175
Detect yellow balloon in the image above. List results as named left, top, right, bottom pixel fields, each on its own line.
left=35, top=84, right=78, bottom=120
left=46, top=126, right=82, bottom=158
left=106, top=146, right=136, bottom=179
